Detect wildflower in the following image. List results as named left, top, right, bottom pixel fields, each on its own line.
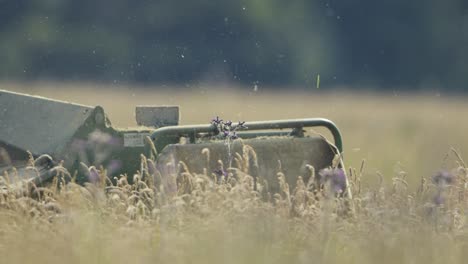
left=237, top=121, right=247, bottom=129
left=431, top=170, right=454, bottom=207
left=214, top=169, right=227, bottom=177
left=432, top=170, right=454, bottom=186
left=210, top=117, right=246, bottom=141
left=433, top=192, right=445, bottom=206
left=318, top=168, right=347, bottom=195
left=230, top=131, right=238, bottom=140
left=211, top=116, right=222, bottom=125
left=214, top=168, right=227, bottom=182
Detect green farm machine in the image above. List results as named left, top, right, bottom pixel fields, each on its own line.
left=0, top=89, right=349, bottom=197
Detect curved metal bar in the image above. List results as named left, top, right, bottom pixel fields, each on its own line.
left=150, top=118, right=343, bottom=153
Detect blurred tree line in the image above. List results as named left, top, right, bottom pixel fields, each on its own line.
left=0, top=0, right=467, bottom=90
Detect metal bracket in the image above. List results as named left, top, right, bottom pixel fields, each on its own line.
left=135, top=106, right=179, bottom=127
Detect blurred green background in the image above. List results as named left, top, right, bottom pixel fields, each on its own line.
left=0, top=0, right=467, bottom=90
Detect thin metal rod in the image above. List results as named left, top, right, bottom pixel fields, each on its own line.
left=237, top=131, right=290, bottom=138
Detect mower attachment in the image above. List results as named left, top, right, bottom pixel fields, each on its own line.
left=0, top=89, right=347, bottom=196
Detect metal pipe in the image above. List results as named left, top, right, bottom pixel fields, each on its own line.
left=237, top=131, right=290, bottom=138
left=151, top=118, right=343, bottom=153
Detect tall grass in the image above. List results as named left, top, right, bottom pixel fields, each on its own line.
left=1, top=150, right=467, bottom=264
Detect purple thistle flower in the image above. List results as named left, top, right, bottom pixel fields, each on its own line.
left=211, top=116, right=222, bottom=125
left=433, top=192, right=445, bottom=206
left=431, top=170, right=454, bottom=207
left=210, top=117, right=247, bottom=140
left=318, top=168, right=347, bottom=195
left=432, top=170, right=454, bottom=186
left=237, top=121, right=248, bottom=129
left=214, top=168, right=228, bottom=182
left=230, top=131, right=238, bottom=140
left=214, top=169, right=228, bottom=177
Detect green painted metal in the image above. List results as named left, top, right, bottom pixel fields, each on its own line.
left=156, top=137, right=337, bottom=195
left=0, top=89, right=95, bottom=157
left=0, top=89, right=344, bottom=189
left=0, top=89, right=155, bottom=182
left=150, top=118, right=343, bottom=154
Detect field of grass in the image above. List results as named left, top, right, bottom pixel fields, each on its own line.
left=1, top=82, right=468, bottom=263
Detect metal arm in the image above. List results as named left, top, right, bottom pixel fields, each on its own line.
left=151, top=118, right=343, bottom=154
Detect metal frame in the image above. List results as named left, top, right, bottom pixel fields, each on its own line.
left=151, top=118, right=343, bottom=153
